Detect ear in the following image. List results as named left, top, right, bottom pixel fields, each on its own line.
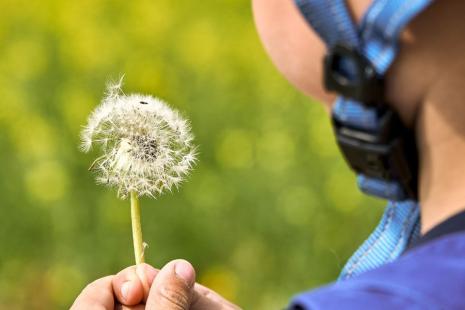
left=252, top=0, right=334, bottom=106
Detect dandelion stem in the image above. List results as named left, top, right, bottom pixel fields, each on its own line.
left=130, top=191, right=145, bottom=264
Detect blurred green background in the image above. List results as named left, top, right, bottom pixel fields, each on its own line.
left=0, top=0, right=385, bottom=309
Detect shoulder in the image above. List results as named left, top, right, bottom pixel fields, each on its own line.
left=290, top=232, right=465, bottom=310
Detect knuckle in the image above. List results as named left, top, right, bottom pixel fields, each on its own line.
left=83, top=281, right=98, bottom=292
left=157, top=283, right=190, bottom=309
left=85, top=277, right=109, bottom=291
left=71, top=297, right=107, bottom=310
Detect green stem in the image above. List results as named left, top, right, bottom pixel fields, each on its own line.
left=130, top=191, right=145, bottom=264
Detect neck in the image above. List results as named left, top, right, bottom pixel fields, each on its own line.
left=417, top=65, right=465, bottom=234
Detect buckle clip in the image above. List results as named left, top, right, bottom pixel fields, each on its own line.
left=332, top=108, right=418, bottom=200
left=324, top=44, right=384, bottom=104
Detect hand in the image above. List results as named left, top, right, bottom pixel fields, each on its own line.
left=113, top=259, right=241, bottom=310
left=71, top=276, right=117, bottom=310
left=70, top=263, right=159, bottom=310
left=71, top=259, right=241, bottom=310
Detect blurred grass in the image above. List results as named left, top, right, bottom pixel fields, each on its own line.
left=0, top=0, right=384, bottom=309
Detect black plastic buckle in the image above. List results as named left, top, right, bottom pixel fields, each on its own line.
left=332, top=108, right=418, bottom=199
left=324, top=44, right=384, bottom=104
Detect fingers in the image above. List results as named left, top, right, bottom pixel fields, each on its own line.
left=115, top=304, right=145, bottom=310
left=113, top=260, right=241, bottom=310
left=146, top=259, right=196, bottom=310
left=113, top=263, right=159, bottom=305
left=71, top=276, right=115, bottom=310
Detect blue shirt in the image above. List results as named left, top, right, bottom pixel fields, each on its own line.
left=290, top=214, right=465, bottom=309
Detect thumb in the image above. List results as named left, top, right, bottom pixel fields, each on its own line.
left=146, top=259, right=196, bottom=310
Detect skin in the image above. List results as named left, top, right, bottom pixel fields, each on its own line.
left=73, top=0, right=465, bottom=308
left=253, top=0, right=465, bottom=233
left=71, top=260, right=240, bottom=310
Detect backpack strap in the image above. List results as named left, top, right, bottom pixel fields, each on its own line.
left=295, top=0, right=432, bottom=201
left=293, top=0, right=432, bottom=280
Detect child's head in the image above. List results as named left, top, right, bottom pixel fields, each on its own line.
left=252, top=0, right=465, bottom=127
left=252, top=0, right=465, bottom=232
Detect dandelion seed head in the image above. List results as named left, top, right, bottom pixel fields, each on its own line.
left=81, top=78, right=197, bottom=199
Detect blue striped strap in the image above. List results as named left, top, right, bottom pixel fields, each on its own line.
left=292, top=0, right=432, bottom=287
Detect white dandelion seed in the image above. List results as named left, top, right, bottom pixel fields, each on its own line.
left=80, top=77, right=197, bottom=199
left=80, top=77, right=197, bottom=265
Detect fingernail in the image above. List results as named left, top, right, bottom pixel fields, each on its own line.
left=174, top=261, right=195, bottom=287
left=121, top=281, right=132, bottom=301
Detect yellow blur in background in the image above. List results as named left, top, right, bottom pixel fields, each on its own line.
left=0, top=0, right=383, bottom=309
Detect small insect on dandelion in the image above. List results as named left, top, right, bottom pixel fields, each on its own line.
left=80, top=77, right=197, bottom=264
